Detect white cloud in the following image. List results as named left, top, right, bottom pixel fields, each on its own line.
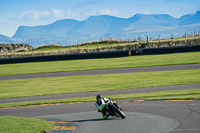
left=18, top=11, right=49, bottom=20
left=18, top=9, right=78, bottom=21
left=52, top=9, right=65, bottom=19
left=86, top=9, right=120, bottom=17
left=66, top=10, right=76, bottom=18
left=163, top=4, right=198, bottom=18
left=84, top=9, right=120, bottom=18
left=99, top=9, right=119, bottom=16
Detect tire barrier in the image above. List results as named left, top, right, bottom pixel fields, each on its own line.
left=0, top=50, right=137, bottom=64
left=0, top=45, right=200, bottom=64
left=139, top=45, right=200, bottom=55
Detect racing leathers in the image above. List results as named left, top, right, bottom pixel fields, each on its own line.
left=95, top=97, right=120, bottom=119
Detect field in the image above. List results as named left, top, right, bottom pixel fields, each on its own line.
left=0, top=52, right=200, bottom=76
left=0, top=88, right=200, bottom=108
left=0, top=51, right=200, bottom=133
left=0, top=116, right=53, bottom=133
left=0, top=52, right=199, bottom=108
left=0, top=69, right=200, bottom=99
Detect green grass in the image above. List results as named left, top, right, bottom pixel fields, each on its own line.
left=0, top=52, right=200, bottom=76
left=0, top=116, right=53, bottom=133
left=0, top=69, right=199, bottom=99
left=75, top=42, right=137, bottom=49
left=33, top=42, right=134, bottom=52
left=0, top=88, right=199, bottom=108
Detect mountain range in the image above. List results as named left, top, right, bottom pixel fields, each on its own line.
left=1, top=10, right=200, bottom=47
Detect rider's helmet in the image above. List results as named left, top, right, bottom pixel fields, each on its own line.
left=96, top=95, right=102, bottom=101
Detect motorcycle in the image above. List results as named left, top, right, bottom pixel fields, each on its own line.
left=103, top=98, right=126, bottom=119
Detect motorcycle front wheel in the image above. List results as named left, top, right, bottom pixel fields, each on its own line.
left=113, top=106, right=126, bottom=119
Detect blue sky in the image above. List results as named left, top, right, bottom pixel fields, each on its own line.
left=0, top=0, right=200, bottom=37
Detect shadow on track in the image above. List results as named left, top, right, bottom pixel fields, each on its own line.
left=71, top=118, right=116, bottom=123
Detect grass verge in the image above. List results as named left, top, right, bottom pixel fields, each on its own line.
left=0, top=69, right=200, bottom=99
left=0, top=52, right=199, bottom=76
left=0, top=116, right=53, bottom=133
left=0, top=88, right=199, bottom=108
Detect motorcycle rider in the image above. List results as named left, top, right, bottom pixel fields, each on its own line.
left=95, top=94, right=121, bottom=119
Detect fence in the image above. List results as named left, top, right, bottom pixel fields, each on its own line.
left=0, top=45, right=200, bottom=64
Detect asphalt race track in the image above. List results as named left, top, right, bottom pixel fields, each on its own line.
left=0, top=64, right=200, bottom=80
left=0, top=83, right=200, bottom=104
left=40, top=111, right=179, bottom=133
left=0, top=64, right=200, bottom=133
left=0, top=100, right=200, bottom=133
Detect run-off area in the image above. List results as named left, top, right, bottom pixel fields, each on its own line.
left=39, top=111, right=179, bottom=133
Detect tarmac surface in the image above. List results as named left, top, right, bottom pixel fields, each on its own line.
left=0, top=63, right=200, bottom=133
left=0, top=100, right=200, bottom=133
left=41, top=111, right=180, bottom=133
left=0, top=83, right=200, bottom=104
left=0, top=64, right=200, bottom=80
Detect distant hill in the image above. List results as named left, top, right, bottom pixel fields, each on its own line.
left=13, top=19, right=80, bottom=39
left=1, top=10, right=200, bottom=46
left=0, top=34, right=14, bottom=43
left=180, top=10, right=200, bottom=25
left=123, top=14, right=179, bottom=33
left=0, top=34, right=23, bottom=44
